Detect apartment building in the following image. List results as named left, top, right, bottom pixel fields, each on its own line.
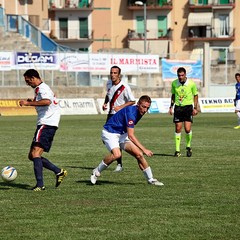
left=0, top=0, right=49, bottom=32
left=0, top=0, right=240, bottom=64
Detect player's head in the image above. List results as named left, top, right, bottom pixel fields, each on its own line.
left=23, top=69, right=41, bottom=88
left=23, top=69, right=40, bottom=79
left=137, top=95, right=151, bottom=116
left=110, top=65, right=121, bottom=75
left=110, top=66, right=121, bottom=83
left=177, top=67, right=187, bottom=83
left=235, top=73, right=240, bottom=82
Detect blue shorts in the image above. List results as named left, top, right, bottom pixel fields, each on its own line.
left=31, top=125, right=58, bottom=152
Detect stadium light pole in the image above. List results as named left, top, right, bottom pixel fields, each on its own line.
left=135, top=1, right=147, bottom=54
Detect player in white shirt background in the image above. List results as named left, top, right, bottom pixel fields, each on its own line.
left=102, top=66, right=135, bottom=172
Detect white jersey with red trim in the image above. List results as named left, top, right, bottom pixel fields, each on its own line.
left=34, top=82, right=60, bottom=127
left=106, top=80, right=135, bottom=115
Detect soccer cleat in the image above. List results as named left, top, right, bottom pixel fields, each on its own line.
left=148, top=179, right=164, bottom=186
left=32, top=186, right=46, bottom=191
left=114, top=164, right=123, bottom=172
left=174, top=151, right=181, bottom=157
left=186, top=147, right=192, bottom=157
left=90, top=168, right=100, bottom=185
left=234, top=125, right=240, bottom=129
left=55, top=169, right=67, bottom=188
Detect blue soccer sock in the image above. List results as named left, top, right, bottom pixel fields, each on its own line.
left=33, top=157, right=44, bottom=187
left=41, top=157, right=61, bottom=175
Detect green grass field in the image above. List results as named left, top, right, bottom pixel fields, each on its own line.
left=0, top=113, right=239, bottom=240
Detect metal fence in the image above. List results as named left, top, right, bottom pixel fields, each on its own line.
left=0, top=48, right=238, bottom=88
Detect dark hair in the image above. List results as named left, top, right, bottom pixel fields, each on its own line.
left=139, top=95, right=151, bottom=104
left=177, top=67, right=186, bottom=74
left=111, top=65, right=121, bottom=75
left=23, top=69, right=40, bottom=79
left=235, top=73, right=240, bottom=78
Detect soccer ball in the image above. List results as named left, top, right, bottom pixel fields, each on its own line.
left=1, top=166, right=17, bottom=182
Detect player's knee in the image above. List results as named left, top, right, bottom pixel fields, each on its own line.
left=113, top=152, right=122, bottom=160
left=135, top=151, right=144, bottom=161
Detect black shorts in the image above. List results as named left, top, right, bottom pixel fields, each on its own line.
left=31, top=125, right=58, bottom=152
left=173, top=105, right=193, bottom=123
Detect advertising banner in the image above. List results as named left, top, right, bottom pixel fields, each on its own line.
left=148, top=98, right=171, bottom=113
left=199, top=98, right=235, bottom=113
left=162, top=59, right=202, bottom=82
left=0, top=99, right=36, bottom=116
left=0, top=52, right=13, bottom=71
left=15, top=52, right=58, bottom=70
left=59, top=98, right=98, bottom=115
left=59, top=53, right=159, bottom=73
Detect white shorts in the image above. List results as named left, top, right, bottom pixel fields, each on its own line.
left=101, top=129, right=130, bottom=152
left=236, top=99, right=240, bottom=111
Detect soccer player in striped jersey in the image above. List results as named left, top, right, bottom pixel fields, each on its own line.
left=102, top=66, right=135, bottom=172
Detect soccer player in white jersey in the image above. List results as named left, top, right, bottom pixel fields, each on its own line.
left=102, top=66, right=135, bottom=172
left=19, top=69, right=67, bottom=191
left=91, top=95, right=164, bottom=186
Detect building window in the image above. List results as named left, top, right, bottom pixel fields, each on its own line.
left=79, top=48, right=89, bottom=52
left=219, top=14, right=229, bottom=37
left=136, top=16, right=144, bottom=38
left=79, top=18, right=88, bottom=38
left=196, top=0, right=208, bottom=5
left=158, top=16, right=167, bottom=37
left=59, top=18, right=68, bottom=39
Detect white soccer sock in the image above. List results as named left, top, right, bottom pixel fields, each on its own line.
left=143, top=166, right=153, bottom=181
left=97, top=160, right=108, bottom=173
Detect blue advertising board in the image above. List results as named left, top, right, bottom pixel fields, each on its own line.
left=162, top=58, right=202, bottom=82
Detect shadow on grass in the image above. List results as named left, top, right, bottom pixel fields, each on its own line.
left=65, top=165, right=93, bottom=170
left=0, top=182, right=31, bottom=190
left=76, top=180, right=138, bottom=186
left=153, top=153, right=174, bottom=157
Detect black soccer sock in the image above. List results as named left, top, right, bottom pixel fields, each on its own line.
left=41, top=157, right=61, bottom=174
left=116, top=157, right=122, bottom=166
left=33, top=157, right=44, bottom=187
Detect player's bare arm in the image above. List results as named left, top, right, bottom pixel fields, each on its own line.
left=168, top=94, right=175, bottom=115
left=127, top=127, right=153, bottom=157
left=114, top=100, right=136, bottom=112
left=19, top=99, right=51, bottom=107
left=193, top=95, right=199, bottom=116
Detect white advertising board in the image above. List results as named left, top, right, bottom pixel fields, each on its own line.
left=59, top=98, right=98, bottom=115
left=149, top=98, right=171, bottom=113
left=199, top=98, right=235, bottom=113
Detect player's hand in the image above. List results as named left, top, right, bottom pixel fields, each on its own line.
left=168, top=107, right=173, bottom=115
left=143, top=149, right=153, bottom=157
left=102, top=104, right=107, bottom=111
left=19, top=100, right=27, bottom=106
left=193, top=108, right=198, bottom=116
left=113, top=105, right=121, bottom=112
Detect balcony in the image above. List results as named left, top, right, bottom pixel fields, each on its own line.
left=50, top=28, right=94, bottom=43
left=128, top=28, right=172, bottom=40
left=187, top=27, right=235, bottom=41
left=128, top=0, right=172, bottom=10
left=189, top=0, right=235, bottom=9
left=49, top=0, right=94, bottom=11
